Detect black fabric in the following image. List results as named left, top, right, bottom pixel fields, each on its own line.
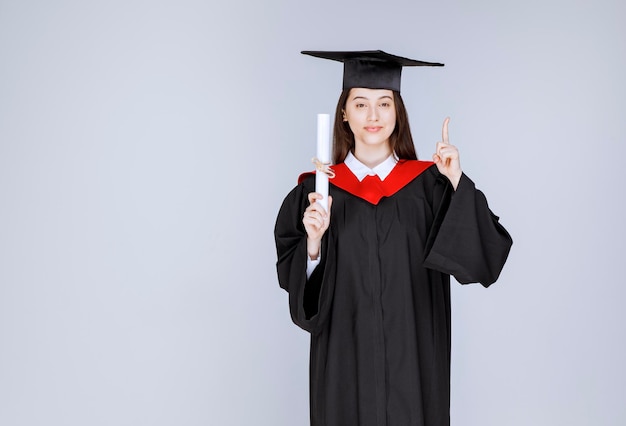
left=301, top=50, right=444, bottom=92
left=343, top=59, right=402, bottom=92
left=275, top=164, right=512, bottom=426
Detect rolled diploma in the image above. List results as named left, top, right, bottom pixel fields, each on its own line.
left=316, top=113, right=331, bottom=212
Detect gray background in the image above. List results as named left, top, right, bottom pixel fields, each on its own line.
left=1, top=0, right=624, bottom=425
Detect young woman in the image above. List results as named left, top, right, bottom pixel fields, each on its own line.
left=275, top=50, right=512, bottom=426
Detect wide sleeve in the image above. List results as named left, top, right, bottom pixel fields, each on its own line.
left=423, top=173, right=513, bottom=287
left=274, top=180, right=336, bottom=334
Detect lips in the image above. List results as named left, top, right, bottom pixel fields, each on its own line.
left=365, top=126, right=383, bottom=132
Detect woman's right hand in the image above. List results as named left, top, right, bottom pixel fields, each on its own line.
left=303, top=192, right=332, bottom=259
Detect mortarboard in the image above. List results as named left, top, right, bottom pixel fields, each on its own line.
left=301, top=50, right=444, bottom=93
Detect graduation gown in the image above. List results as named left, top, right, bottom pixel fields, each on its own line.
left=274, top=160, right=512, bottom=426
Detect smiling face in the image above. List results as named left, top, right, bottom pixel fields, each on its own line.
left=343, top=88, right=397, bottom=154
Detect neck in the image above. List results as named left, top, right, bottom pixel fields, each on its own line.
left=353, top=144, right=392, bottom=169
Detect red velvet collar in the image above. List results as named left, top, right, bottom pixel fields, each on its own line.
left=298, top=160, right=434, bottom=205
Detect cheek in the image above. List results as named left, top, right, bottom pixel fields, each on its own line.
left=385, top=114, right=397, bottom=136
left=346, top=120, right=359, bottom=135
left=345, top=111, right=363, bottom=127
left=384, top=110, right=397, bottom=127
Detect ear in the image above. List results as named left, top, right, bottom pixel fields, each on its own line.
left=342, top=109, right=347, bottom=122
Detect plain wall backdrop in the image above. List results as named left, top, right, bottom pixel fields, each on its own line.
left=1, top=0, right=624, bottom=425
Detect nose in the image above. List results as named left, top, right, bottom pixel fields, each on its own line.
left=367, top=106, right=379, bottom=121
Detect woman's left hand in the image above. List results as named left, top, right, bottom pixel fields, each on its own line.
left=433, top=117, right=462, bottom=190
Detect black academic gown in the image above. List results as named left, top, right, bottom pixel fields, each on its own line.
left=274, top=160, right=512, bottom=426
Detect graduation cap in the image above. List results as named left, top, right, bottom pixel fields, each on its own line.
left=301, top=50, right=444, bottom=92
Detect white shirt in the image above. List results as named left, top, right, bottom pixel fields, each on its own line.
left=306, top=152, right=398, bottom=278
left=343, top=151, right=398, bottom=181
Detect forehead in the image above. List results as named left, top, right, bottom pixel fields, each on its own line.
left=348, top=88, right=394, bottom=99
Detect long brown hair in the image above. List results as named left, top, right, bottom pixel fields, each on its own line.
left=332, top=89, right=418, bottom=164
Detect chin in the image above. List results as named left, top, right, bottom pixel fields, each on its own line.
left=363, top=136, right=392, bottom=146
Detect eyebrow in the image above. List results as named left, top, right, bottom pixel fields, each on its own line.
left=351, top=95, right=393, bottom=101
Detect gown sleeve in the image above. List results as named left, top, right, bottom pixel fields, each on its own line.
left=423, top=172, right=513, bottom=287
left=274, top=179, right=335, bottom=334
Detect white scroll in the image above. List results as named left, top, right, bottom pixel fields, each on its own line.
left=315, top=113, right=331, bottom=212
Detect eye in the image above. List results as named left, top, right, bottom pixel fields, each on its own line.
left=355, top=103, right=366, bottom=109
left=380, top=102, right=391, bottom=108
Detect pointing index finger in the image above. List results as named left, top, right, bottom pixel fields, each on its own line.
left=442, top=117, right=450, bottom=144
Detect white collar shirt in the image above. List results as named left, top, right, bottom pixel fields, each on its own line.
left=344, top=151, right=398, bottom=181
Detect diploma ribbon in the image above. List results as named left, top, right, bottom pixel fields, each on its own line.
left=312, top=157, right=336, bottom=179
